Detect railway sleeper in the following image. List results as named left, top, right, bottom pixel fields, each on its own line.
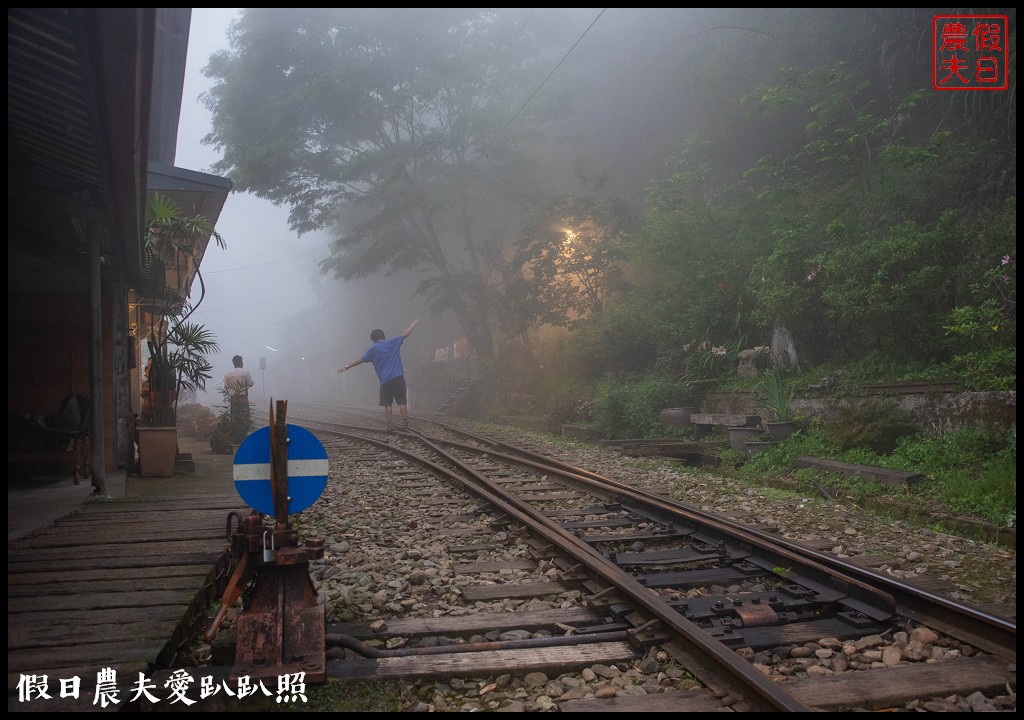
left=324, top=640, right=641, bottom=684
left=580, top=529, right=695, bottom=545
left=325, top=628, right=639, bottom=659
left=640, top=561, right=766, bottom=589
left=561, top=517, right=640, bottom=530
left=613, top=545, right=750, bottom=566
left=549, top=558, right=590, bottom=585
left=668, top=589, right=819, bottom=623
left=542, top=503, right=626, bottom=516
left=213, top=605, right=654, bottom=665
left=706, top=616, right=891, bottom=650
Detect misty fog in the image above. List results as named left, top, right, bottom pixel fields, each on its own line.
left=172, top=8, right=1014, bottom=415
left=180, top=9, right=750, bottom=406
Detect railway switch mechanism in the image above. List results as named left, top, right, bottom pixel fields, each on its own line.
left=204, top=399, right=327, bottom=685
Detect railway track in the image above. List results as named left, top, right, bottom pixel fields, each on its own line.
left=211, top=404, right=1015, bottom=712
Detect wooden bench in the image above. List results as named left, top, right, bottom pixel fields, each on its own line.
left=793, top=456, right=924, bottom=489
left=689, top=413, right=761, bottom=439
left=9, top=395, right=92, bottom=485
left=8, top=436, right=90, bottom=484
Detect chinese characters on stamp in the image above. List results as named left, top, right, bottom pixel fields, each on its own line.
left=933, top=14, right=1009, bottom=91
left=17, top=669, right=308, bottom=706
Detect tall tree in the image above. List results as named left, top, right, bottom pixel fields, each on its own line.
left=506, top=160, right=637, bottom=332
left=201, top=8, right=574, bottom=361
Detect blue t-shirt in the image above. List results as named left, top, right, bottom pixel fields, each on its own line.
left=362, top=335, right=406, bottom=384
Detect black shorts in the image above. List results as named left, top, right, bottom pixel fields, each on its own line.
left=379, top=376, right=407, bottom=406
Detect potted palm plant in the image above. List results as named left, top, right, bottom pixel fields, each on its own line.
left=207, top=383, right=256, bottom=455
left=136, top=193, right=225, bottom=476
left=139, top=318, right=220, bottom=476
left=208, top=407, right=236, bottom=455
left=144, top=192, right=225, bottom=275
left=757, top=367, right=799, bottom=441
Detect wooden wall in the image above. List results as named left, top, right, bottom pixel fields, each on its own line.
left=8, top=290, right=117, bottom=471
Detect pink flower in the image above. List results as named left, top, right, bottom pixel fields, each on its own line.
left=1003, top=274, right=1011, bottom=282
left=1002, top=255, right=1011, bottom=265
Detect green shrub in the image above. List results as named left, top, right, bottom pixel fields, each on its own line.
left=825, top=398, right=919, bottom=454
left=940, top=448, right=1016, bottom=526
left=208, top=411, right=235, bottom=453
left=177, top=402, right=213, bottom=424
left=176, top=402, right=216, bottom=437
left=740, top=422, right=1015, bottom=528
left=892, top=427, right=1016, bottom=526
left=592, top=374, right=689, bottom=439
left=893, top=425, right=1010, bottom=470
left=949, top=347, right=1016, bottom=391
left=538, top=377, right=597, bottom=425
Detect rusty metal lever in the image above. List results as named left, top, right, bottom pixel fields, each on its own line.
left=203, top=550, right=252, bottom=642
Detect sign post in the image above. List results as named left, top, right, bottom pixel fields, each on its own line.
left=206, top=400, right=328, bottom=685
left=232, top=422, right=328, bottom=515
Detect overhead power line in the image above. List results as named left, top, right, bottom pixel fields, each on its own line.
left=471, top=8, right=607, bottom=168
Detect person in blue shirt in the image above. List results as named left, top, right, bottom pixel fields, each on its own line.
left=338, top=319, right=420, bottom=431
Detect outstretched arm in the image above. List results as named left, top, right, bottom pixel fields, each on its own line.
left=402, top=319, right=421, bottom=338
left=338, top=358, right=365, bottom=374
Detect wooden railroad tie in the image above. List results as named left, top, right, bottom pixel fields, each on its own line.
left=793, top=457, right=924, bottom=489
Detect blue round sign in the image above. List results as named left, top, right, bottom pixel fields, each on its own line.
left=233, top=424, right=329, bottom=515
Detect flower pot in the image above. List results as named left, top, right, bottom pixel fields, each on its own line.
left=764, top=420, right=798, bottom=441
left=744, top=439, right=781, bottom=460
left=210, top=437, right=234, bottom=455
left=137, top=426, right=178, bottom=477
left=728, top=425, right=764, bottom=452
left=660, top=406, right=698, bottom=431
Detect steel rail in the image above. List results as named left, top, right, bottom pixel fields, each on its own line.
left=285, top=410, right=1013, bottom=696
left=422, top=422, right=1017, bottom=664
left=284, top=410, right=1015, bottom=663
left=307, top=422, right=814, bottom=712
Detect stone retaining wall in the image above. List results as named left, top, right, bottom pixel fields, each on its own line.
left=703, top=390, right=1015, bottom=437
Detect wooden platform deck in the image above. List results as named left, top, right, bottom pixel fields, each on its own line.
left=8, top=494, right=243, bottom=711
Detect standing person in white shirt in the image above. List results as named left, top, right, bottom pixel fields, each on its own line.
left=223, top=354, right=254, bottom=439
